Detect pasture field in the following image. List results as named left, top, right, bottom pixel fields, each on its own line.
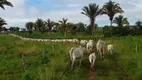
left=0, top=34, right=142, bottom=80
left=14, top=31, right=104, bottom=39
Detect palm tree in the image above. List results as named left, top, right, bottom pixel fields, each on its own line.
left=135, top=21, right=142, bottom=29
left=113, top=15, right=129, bottom=27
left=0, top=0, right=13, bottom=10
left=68, top=23, right=78, bottom=34
left=0, top=17, right=7, bottom=31
left=45, top=19, right=55, bottom=32
left=54, top=22, right=60, bottom=32
left=26, top=22, right=34, bottom=34
left=45, top=19, right=55, bottom=38
left=76, top=22, right=86, bottom=32
left=81, top=3, right=102, bottom=36
left=102, top=0, right=124, bottom=27
left=15, top=27, right=20, bottom=32
left=35, top=18, right=44, bottom=32
left=2, top=27, right=7, bottom=31
left=59, top=18, right=69, bottom=37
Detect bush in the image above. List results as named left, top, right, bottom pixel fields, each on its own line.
left=135, top=69, right=142, bottom=80
left=41, top=56, right=49, bottom=64
left=104, top=31, right=112, bottom=37
left=111, top=27, right=130, bottom=36
left=104, top=27, right=131, bottom=37
left=130, top=29, right=142, bottom=36
left=22, top=72, right=33, bottom=80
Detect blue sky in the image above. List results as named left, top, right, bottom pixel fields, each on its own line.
left=0, top=0, right=142, bottom=28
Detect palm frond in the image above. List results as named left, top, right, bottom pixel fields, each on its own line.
left=0, top=0, right=13, bottom=10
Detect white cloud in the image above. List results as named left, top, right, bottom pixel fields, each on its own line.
left=0, top=0, right=142, bottom=28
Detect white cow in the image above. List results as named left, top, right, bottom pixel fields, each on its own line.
left=89, top=53, right=96, bottom=68
left=80, top=40, right=88, bottom=46
left=69, top=46, right=86, bottom=70
left=96, top=39, right=105, bottom=59
left=86, top=40, right=94, bottom=54
left=107, top=44, right=113, bottom=55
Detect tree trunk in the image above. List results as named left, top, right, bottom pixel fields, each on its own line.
left=64, top=26, right=67, bottom=37
left=110, top=20, right=113, bottom=27
left=91, top=19, right=95, bottom=39
left=48, top=31, right=51, bottom=39
left=64, top=29, right=67, bottom=37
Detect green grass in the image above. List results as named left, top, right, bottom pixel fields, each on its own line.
left=0, top=34, right=141, bottom=80
left=14, top=31, right=104, bottom=40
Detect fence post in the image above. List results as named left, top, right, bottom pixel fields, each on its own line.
left=22, top=54, right=26, bottom=72
left=136, top=44, right=138, bottom=53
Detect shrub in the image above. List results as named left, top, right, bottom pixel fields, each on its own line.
left=104, top=31, right=112, bottom=37
left=41, top=56, right=49, bottom=64
left=22, top=72, right=33, bottom=80
left=104, top=27, right=131, bottom=37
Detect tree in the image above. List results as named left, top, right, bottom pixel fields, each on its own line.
left=113, top=15, right=129, bottom=27
left=15, top=27, right=19, bottom=32
left=135, top=21, right=142, bottom=29
left=35, top=18, right=45, bottom=33
left=76, top=22, right=86, bottom=32
left=44, top=19, right=55, bottom=38
left=102, top=0, right=124, bottom=27
left=68, top=23, right=78, bottom=34
left=45, top=19, right=55, bottom=32
left=59, top=18, right=69, bottom=37
left=0, top=17, right=7, bottom=31
left=81, top=3, right=102, bottom=36
left=0, top=0, right=13, bottom=10
left=2, top=27, right=8, bottom=32
left=26, top=22, right=34, bottom=34
left=21, top=28, right=26, bottom=32
left=8, top=27, right=19, bottom=32
left=9, top=27, right=14, bottom=32
left=53, top=22, right=60, bottom=32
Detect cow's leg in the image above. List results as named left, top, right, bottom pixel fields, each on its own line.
left=92, top=57, right=95, bottom=67
left=79, top=58, right=82, bottom=67
left=99, top=50, right=102, bottom=59
left=103, top=48, right=105, bottom=59
left=71, top=58, right=75, bottom=70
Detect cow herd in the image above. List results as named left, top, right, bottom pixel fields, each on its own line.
left=69, top=39, right=113, bottom=70
left=9, top=34, right=113, bottom=70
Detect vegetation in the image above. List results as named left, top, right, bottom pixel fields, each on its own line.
left=1, top=0, right=142, bottom=79
left=0, top=17, right=7, bottom=31
left=0, top=0, right=13, bottom=10
left=25, top=22, right=34, bottom=34
left=135, top=21, right=142, bottom=30
left=81, top=3, right=102, bottom=36
left=101, top=0, right=124, bottom=27
left=113, top=15, right=129, bottom=27
left=58, top=18, right=69, bottom=37
left=0, top=34, right=142, bottom=80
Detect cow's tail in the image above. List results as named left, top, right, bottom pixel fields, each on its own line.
left=69, top=47, right=74, bottom=61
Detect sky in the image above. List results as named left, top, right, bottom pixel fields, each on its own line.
left=0, top=0, right=142, bottom=28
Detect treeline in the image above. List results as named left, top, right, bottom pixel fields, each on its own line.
left=103, top=21, right=142, bottom=37
left=25, top=18, right=99, bottom=35
left=1, top=0, right=142, bottom=37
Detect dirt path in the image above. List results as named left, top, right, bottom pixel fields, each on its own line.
left=87, top=55, right=134, bottom=80
left=88, top=68, right=95, bottom=80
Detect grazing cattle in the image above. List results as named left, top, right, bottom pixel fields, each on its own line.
left=107, top=44, right=113, bottom=55
left=89, top=53, right=96, bottom=68
left=72, top=39, right=79, bottom=44
left=80, top=40, right=88, bottom=46
left=69, top=46, right=86, bottom=70
left=86, top=40, right=94, bottom=54
left=96, top=39, right=105, bottom=59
